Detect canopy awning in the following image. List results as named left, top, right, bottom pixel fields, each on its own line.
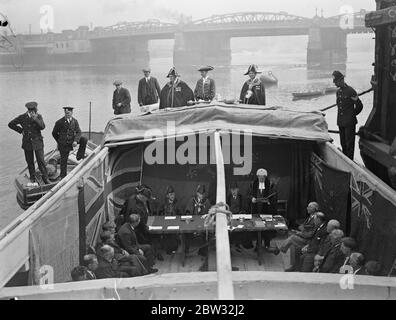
left=103, top=104, right=332, bottom=146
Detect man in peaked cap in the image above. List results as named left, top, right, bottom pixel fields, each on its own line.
left=194, top=65, right=216, bottom=102
left=332, top=70, right=363, bottom=160
left=112, top=80, right=131, bottom=115
left=138, top=68, right=161, bottom=107
left=240, top=64, right=266, bottom=106
left=159, top=67, right=194, bottom=109
left=52, top=106, right=87, bottom=180
left=8, top=101, right=49, bottom=184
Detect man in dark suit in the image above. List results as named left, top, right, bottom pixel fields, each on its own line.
left=8, top=101, right=49, bottom=184
left=319, top=236, right=356, bottom=273
left=333, top=71, right=363, bottom=160
left=95, top=245, right=142, bottom=279
left=283, top=212, right=327, bottom=271
left=52, top=107, right=87, bottom=179
left=299, top=219, right=341, bottom=272
left=112, top=80, right=131, bottom=115
left=138, top=68, right=161, bottom=107
left=99, top=231, right=148, bottom=276
left=120, top=185, right=153, bottom=245
left=117, top=214, right=158, bottom=274
left=82, top=254, right=98, bottom=280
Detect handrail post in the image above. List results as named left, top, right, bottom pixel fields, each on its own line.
left=214, top=131, right=234, bottom=300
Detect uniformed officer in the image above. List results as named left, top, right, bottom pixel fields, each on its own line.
left=8, top=101, right=49, bottom=184
left=240, top=64, right=266, bottom=105
left=52, top=107, right=87, bottom=179
left=333, top=71, right=363, bottom=160
left=194, top=66, right=216, bottom=102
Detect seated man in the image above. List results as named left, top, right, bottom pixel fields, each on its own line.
left=299, top=219, right=340, bottom=272
left=120, top=185, right=153, bottom=245
left=185, top=185, right=212, bottom=256
left=341, top=252, right=365, bottom=275
left=364, top=261, right=381, bottom=276
left=293, top=202, right=320, bottom=232
left=117, top=214, right=158, bottom=273
left=284, top=212, right=327, bottom=271
left=226, top=182, right=247, bottom=248
left=71, top=266, right=92, bottom=282
left=185, top=185, right=211, bottom=216
left=95, top=245, right=143, bottom=279
left=319, top=236, right=356, bottom=273
left=248, top=168, right=278, bottom=252
left=158, top=186, right=181, bottom=254
left=82, top=254, right=98, bottom=279
left=314, top=229, right=344, bottom=272
left=100, top=231, right=148, bottom=275
left=280, top=202, right=321, bottom=254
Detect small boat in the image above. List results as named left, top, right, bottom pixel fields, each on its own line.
left=324, top=86, right=338, bottom=94
left=260, top=71, right=278, bottom=85
left=292, top=90, right=324, bottom=99
left=14, top=131, right=103, bottom=210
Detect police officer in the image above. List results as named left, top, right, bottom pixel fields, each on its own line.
left=8, top=101, right=49, bottom=184
left=333, top=71, right=363, bottom=160
left=52, top=107, right=87, bottom=179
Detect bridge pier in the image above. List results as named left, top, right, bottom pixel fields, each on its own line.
left=173, top=32, right=231, bottom=68
left=90, top=37, right=149, bottom=65
left=307, top=27, right=347, bottom=70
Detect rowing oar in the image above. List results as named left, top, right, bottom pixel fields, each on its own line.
left=320, top=87, right=374, bottom=112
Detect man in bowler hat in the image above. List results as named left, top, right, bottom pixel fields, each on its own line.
left=8, top=101, right=49, bottom=184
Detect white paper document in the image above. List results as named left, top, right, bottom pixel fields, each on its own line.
left=167, top=226, right=180, bottom=230
left=149, top=226, right=163, bottom=230
left=164, top=216, right=177, bottom=220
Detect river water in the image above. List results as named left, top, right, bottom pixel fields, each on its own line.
left=0, top=34, right=375, bottom=230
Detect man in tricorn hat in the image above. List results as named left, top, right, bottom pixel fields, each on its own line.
left=332, top=70, right=363, bottom=160
left=240, top=64, right=266, bottom=105
left=194, top=66, right=216, bottom=102
left=138, top=68, right=161, bottom=107
left=159, top=67, right=194, bottom=109
left=8, top=101, right=49, bottom=184
left=52, top=107, right=87, bottom=180
left=112, top=80, right=131, bottom=115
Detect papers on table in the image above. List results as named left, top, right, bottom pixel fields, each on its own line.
left=260, top=215, right=273, bottom=220
left=232, top=214, right=252, bottom=220
left=149, top=226, right=163, bottom=231
left=181, top=215, right=193, bottom=220
left=167, top=226, right=180, bottom=230
left=275, top=223, right=287, bottom=228
left=164, top=216, right=177, bottom=220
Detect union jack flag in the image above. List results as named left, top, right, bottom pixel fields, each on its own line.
left=351, top=175, right=374, bottom=230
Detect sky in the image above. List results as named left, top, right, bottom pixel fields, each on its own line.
left=0, top=0, right=376, bottom=34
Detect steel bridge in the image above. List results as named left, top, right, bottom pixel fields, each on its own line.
left=89, top=11, right=371, bottom=39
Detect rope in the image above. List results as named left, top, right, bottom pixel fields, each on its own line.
left=203, top=202, right=232, bottom=229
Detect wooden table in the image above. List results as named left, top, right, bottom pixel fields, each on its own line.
left=146, top=214, right=288, bottom=266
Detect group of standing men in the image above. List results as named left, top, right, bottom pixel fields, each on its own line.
left=111, top=64, right=267, bottom=114
left=8, top=103, right=87, bottom=184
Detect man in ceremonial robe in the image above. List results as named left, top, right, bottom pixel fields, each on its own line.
left=159, top=67, right=194, bottom=109
left=240, top=64, right=266, bottom=105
